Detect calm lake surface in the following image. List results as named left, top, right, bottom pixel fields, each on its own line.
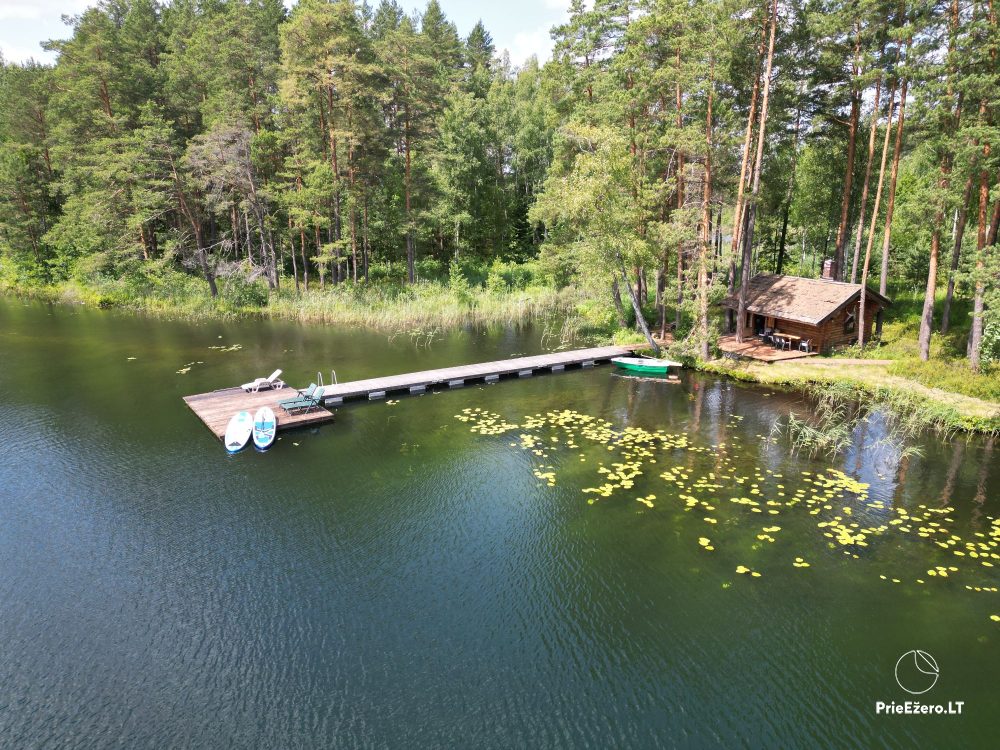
left=1, top=297, right=998, bottom=749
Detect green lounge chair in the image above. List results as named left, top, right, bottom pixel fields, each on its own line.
left=281, top=386, right=325, bottom=415
left=278, top=383, right=316, bottom=409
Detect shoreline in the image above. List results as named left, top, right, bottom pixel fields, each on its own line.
left=1, top=279, right=591, bottom=334
left=5, top=286, right=998, bottom=434
left=694, top=357, right=1000, bottom=435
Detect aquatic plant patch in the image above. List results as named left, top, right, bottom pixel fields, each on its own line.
left=455, top=407, right=1000, bottom=623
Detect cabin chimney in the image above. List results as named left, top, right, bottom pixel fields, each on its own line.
left=821, top=259, right=835, bottom=280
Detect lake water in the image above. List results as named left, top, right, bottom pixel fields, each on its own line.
left=1, top=297, right=997, bottom=748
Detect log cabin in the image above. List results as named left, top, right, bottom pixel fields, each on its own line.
left=721, top=264, right=891, bottom=354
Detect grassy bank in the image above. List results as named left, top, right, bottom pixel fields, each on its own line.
left=666, top=285, right=1000, bottom=434
left=693, top=357, right=1000, bottom=434
left=839, top=287, right=1000, bottom=401
left=7, top=271, right=997, bottom=432
left=2, top=269, right=602, bottom=338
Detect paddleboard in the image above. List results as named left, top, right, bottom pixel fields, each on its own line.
left=224, top=410, right=253, bottom=453
left=252, top=406, right=277, bottom=450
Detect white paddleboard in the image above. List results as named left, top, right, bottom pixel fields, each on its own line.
left=252, top=406, right=277, bottom=450
left=224, top=410, right=253, bottom=453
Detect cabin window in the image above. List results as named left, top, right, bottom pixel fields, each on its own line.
left=844, top=307, right=856, bottom=334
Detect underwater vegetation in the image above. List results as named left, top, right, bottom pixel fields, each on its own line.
left=455, top=407, right=1000, bottom=623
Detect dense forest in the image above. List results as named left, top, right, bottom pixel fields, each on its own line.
left=0, top=0, right=997, bottom=369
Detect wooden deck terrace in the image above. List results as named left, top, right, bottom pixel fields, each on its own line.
left=717, top=335, right=818, bottom=362
left=183, top=344, right=640, bottom=439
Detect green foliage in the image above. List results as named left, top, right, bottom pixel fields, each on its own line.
left=448, top=260, right=474, bottom=303
left=575, top=298, right=622, bottom=332
left=414, top=257, right=446, bottom=282
left=221, top=275, right=269, bottom=309
left=982, top=320, right=1000, bottom=366
left=0, top=0, right=997, bottom=377
left=887, top=359, right=1000, bottom=402
left=486, top=259, right=535, bottom=294
left=611, top=329, right=648, bottom=346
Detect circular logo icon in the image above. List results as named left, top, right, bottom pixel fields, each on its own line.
left=895, top=650, right=939, bottom=695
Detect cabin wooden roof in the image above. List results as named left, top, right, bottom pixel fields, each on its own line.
left=721, top=274, right=891, bottom=326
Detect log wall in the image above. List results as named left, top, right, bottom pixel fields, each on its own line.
left=733, top=296, right=884, bottom=353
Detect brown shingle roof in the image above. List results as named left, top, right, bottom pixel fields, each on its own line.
left=721, top=274, right=890, bottom=325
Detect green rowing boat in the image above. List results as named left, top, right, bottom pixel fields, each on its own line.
left=610, top=356, right=683, bottom=375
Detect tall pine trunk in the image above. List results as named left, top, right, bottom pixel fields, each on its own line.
left=850, top=71, right=884, bottom=283
left=940, top=177, right=973, bottom=334
left=363, top=189, right=371, bottom=282
left=918, top=214, right=942, bottom=360
left=969, top=144, right=991, bottom=371
left=777, top=100, right=802, bottom=277
left=877, top=70, right=909, bottom=309
left=834, top=73, right=861, bottom=276
left=326, top=88, right=342, bottom=254
left=289, top=216, right=299, bottom=294
left=858, top=84, right=898, bottom=347
left=675, top=58, right=685, bottom=330
left=404, top=111, right=415, bottom=284
left=300, top=225, right=309, bottom=292
left=728, top=15, right=769, bottom=293
left=920, top=1, right=961, bottom=350
left=170, top=157, right=216, bottom=297
left=833, top=25, right=863, bottom=280
left=697, top=64, right=714, bottom=360
left=736, top=0, right=778, bottom=342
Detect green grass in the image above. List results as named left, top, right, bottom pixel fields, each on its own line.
left=1, top=269, right=605, bottom=339
left=886, top=358, right=1000, bottom=402
left=696, top=358, right=1000, bottom=434
left=825, top=285, right=999, bottom=402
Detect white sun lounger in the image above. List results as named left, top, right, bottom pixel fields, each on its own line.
left=242, top=369, right=285, bottom=393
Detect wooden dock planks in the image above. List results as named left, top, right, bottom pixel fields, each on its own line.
left=182, top=386, right=335, bottom=439
left=317, top=345, right=638, bottom=404
left=183, top=344, right=639, bottom=438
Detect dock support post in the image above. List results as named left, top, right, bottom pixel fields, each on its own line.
left=518, top=369, right=533, bottom=378
left=327, top=397, right=343, bottom=406
left=369, top=391, right=386, bottom=400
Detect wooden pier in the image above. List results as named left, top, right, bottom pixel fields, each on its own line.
left=316, top=344, right=639, bottom=404
left=183, top=344, right=639, bottom=439
left=182, top=387, right=336, bottom=439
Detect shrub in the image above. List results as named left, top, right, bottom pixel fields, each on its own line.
left=448, top=260, right=474, bottom=303
left=982, top=320, right=1000, bottom=365
left=612, top=328, right=648, bottom=345
left=486, top=259, right=535, bottom=293
left=454, top=258, right=488, bottom=287
left=576, top=298, right=622, bottom=332
left=221, top=275, right=268, bottom=309
left=414, top=257, right=445, bottom=281
left=367, top=262, right=406, bottom=284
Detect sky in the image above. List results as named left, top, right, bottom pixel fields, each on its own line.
left=0, top=0, right=571, bottom=67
